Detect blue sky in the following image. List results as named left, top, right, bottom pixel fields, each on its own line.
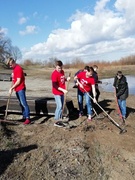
left=0, top=0, right=135, bottom=63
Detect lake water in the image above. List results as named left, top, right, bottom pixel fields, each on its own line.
left=99, top=75, right=135, bottom=95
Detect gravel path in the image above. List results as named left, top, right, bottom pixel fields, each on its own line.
left=0, top=76, right=77, bottom=98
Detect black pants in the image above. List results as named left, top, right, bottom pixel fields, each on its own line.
left=95, top=88, right=100, bottom=102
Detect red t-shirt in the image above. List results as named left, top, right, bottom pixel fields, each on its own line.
left=77, top=71, right=95, bottom=92
left=51, top=69, right=66, bottom=95
left=12, top=64, right=25, bottom=92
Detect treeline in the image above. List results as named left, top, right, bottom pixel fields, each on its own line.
left=23, top=55, right=135, bottom=69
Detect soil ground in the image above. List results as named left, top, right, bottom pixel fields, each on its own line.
left=0, top=71, right=135, bottom=180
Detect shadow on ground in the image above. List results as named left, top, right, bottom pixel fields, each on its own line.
left=0, top=144, right=38, bottom=175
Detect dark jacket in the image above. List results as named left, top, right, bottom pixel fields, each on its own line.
left=113, top=75, right=128, bottom=100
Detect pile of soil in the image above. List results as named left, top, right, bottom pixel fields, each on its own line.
left=0, top=77, right=135, bottom=180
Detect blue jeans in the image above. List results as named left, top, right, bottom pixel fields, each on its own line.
left=16, top=89, right=30, bottom=119
left=54, top=95, right=64, bottom=120
left=118, top=99, right=126, bottom=118
left=77, top=89, right=92, bottom=115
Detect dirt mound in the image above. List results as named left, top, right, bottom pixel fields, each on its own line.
left=0, top=76, right=135, bottom=180
left=0, top=102, right=135, bottom=180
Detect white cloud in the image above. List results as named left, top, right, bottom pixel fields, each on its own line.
left=19, top=25, right=39, bottom=35
left=18, top=17, right=28, bottom=25
left=0, top=27, right=8, bottom=35
left=94, top=0, right=110, bottom=12
left=23, top=0, right=135, bottom=62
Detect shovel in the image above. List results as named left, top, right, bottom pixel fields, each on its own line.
left=0, top=93, right=19, bottom=124
left=4, top=93, right=12, bottom=120
left=61, top=72, right=71, bottom=121
left=0, top=93, right=12, bottom=123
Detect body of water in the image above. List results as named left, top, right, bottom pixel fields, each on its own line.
left=99, top=75, right=135, bottom=95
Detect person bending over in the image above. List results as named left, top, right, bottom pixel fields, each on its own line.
left=74, top=66, right=97, bottom=121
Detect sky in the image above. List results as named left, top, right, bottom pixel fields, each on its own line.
left=0, top=0, right=135, bottom=63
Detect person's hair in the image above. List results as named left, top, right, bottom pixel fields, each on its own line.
left=84, top=65, right=90, bottom=71
left=6, top=57, right=15, bottom=65
left=117, top=71, right=123, bottom=76
left=93, top=65, right=98, bottom=69
left=89, top=66, right=94, bottom=72
left=55, top=60, right=63, bottom=67
left=85, top=66, right=94, bottom=72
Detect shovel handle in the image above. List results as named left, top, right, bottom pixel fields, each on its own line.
left=4, top=93, right=12, bottom=119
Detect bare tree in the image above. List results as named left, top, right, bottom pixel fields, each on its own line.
left=0, top=38, right=12, bottom=60
left=0, top=28, right=11, bottom=62
left=9, top=46, right=22, bottom=61
left=0, top=27, right=22, bottom=64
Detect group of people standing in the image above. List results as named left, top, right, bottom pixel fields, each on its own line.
left=51, top=60, right=129, bottom=126
left=6, top=58, right=129, bottom=126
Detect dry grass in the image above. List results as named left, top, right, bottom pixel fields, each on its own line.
left=22, top=64, right=135, bottom=79
left=1, top=59, right=135, bottom=79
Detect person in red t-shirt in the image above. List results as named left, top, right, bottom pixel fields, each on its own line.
left=7, top=57, right=30, bottom=125
left=51, top=60, right=70, bottom=124
left=74, top=66, right=97, bottom=121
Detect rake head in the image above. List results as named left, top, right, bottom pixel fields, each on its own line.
left=119, top=128, right=127, bottom=134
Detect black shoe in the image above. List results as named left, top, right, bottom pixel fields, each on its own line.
left=54, top=121, right=66, bottom=127
left=73, top=85, right=78, bottom=88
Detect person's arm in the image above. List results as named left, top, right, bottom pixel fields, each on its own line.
left=58, top=87, right=68, bottom=94
left=9, top=78, right=21, bottom=94
left=52, top=81, right=68, bottom=94
left=91, top=84, right=97, bottom=103
left=74, top=75, right=83, bottom=88
left=65, top=72, right=71, bottom=82
left=113, top=76, right=117, bottom=87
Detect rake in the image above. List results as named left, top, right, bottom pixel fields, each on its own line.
left=83, top=87, right=127, bottom=134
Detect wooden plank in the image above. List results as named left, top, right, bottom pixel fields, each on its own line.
left=0, top=73, right=11, bottom=81
left=0, top=96, right=74, bottom=116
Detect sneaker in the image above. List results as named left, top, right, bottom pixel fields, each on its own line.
left=62, top=117, right=69, bottom=122
left=54, top=121, right=66, bottom=127
left=23, top=119, right=31, bottom=125
left=87, top=118, right=92, bottom=122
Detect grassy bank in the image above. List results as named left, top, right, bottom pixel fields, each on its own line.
left=23, top=64, right=135, bottom=79
left=0, top=63, right=135, bottom=79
